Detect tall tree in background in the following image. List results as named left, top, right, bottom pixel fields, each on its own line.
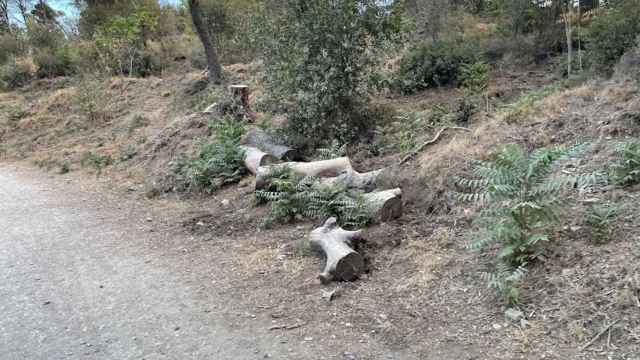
left=188, top=0, right=222, bottom=83
left=0, top=0, right=10, bottom=32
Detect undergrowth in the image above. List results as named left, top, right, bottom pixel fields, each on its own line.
left=609, top=140, right=640, bottom=187
left=454, top=143, right=598, bottom=304
left=255, top=165, right=370, bottom=229
left=171, top=117, right=246, bottom=193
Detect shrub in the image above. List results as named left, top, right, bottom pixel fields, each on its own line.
left=81, top=151, right=113, bottom=175
left=0, top=33, right=25, bottom=64
left=609, top=140, right=640, bottom=186
left=460, top=62, right=490, bottom=94
left=454, top=144, right=595, bottom=304
left=394, top=39, right=482, bottom=94
left=171, top=117, right=246, bottom=193
left=255, top=166, right=370, bottom=229
left=260, top=0, right=400, bottom=149
left=587, top=0, right=640, bottom=74
left=0, top=57, right=34, bottom=90
left=34, top=46, right=81, bottom=78
left=75, top=78, right=111, bottom=122
left=586, top=203, right=619, bottom=244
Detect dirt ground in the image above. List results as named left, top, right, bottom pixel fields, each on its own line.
left=1, top=63, right=639, bottom=359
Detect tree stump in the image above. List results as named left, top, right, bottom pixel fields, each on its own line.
left=240, top=146, right=277, bottom=175
left=241, top=127, right=300, bottom=161
left=309, top=217, right=365, bottom=284
left=363, top=188, right=403, bottom=222
left=255, top=157, right=353, bottom=190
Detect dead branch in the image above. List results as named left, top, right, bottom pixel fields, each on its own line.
left=399, top=126, right=471, bottom=165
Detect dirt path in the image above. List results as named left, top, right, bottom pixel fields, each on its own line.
left=0, top=164, right=314, bottom=359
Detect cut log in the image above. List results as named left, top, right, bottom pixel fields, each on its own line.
left=255, top=157, right=353, bottom=190
left=241, top=146, right=277, bottom=175
left=363, top=188, right=403, bottom=222
left=320, top=168, right=385, bottom=193
left=241, top=127, right=300, bottom=161
left=309, top=217, right=365, bottom=284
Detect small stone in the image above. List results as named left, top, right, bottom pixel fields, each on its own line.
left=221, top=199, right=230, bottom=207
left=492, top=323, right=502, bottom=330
left=146, top=217, right=153, bottom=222
left=505, top=308, right=524, bottom=323
left=304, top=337, right=313, bottom=341
left=343, top=352, right=357, bottom=359
left=345, top=323, right=353, bottom=327
left=174, top=326, right=180, bottom=331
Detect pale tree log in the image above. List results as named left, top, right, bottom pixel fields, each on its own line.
left=363, top=188, right=403, bottom=222
left=310, top=217, right=365, bottom=284
left=255, top=157, right=353, bottom=190
left=241, top=127, right=300, bottom=161
left=319, top=168, right=385, bottom=193
left=240, top=146, right=277, bottom=175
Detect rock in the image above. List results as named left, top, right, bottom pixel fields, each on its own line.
left=492, top=323, right=502, bottom=330
left=343, top=352, right=357, bottom=359
left=505, top=308, right=524, bottom=323
left=221, top=199, right=230, bottom=207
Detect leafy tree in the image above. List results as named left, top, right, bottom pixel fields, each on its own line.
left=454, top=144, right=596, bottom=304
left=260, top=0, right=401, bottom=149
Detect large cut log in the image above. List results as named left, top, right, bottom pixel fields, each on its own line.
left=363, top=188, right=403, bottom=222
left=310, top=217, right=365, bottom=284
left=255, top=157, right=353, bottom=190
left=241, top=146, right=277, bottom=175
left=320, top=168, right=385, bottom=193
left=241, top=127, right=300, bottom=161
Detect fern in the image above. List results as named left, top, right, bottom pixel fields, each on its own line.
left=455, top=143, right=595, bottom=304
left=256, top=166, right=370, bottom=228
left=586, top=203, right=619, bottom=243
left=609, top=140, right=640, bottom=186
left=171, top=116, right=247, bottom=193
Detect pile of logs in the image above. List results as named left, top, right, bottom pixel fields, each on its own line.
left=220, top=85, right=402, bottom=283
left=239, top=126, right=403, bottom=284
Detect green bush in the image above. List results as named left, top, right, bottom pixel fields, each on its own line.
left=171, top=117, right=246, bottom=193
left=255, top=166, right=370, bottom=229
left=260, top=0, right=400, bottom=149
left=394, top=39, right=482, bottom=94
left=587, top=0, right=640, bottom=74
left=34, top=46, right=80, bottom=78
left=609, top=140, right=640, bottom=186
left=460, top=62, right=490, bottom=94
left=0, top=33, right=25, bottom=64
left=586, top=203, right=619, bottom=244
left=454, top=144, right=595, bottom=304
left=0, top=58, right=33, bottom=90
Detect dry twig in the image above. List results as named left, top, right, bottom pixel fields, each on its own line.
left=580, top=319, right=619, bottom=351
left=399, top=126, right=471, bottom=165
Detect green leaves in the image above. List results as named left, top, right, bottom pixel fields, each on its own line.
left=455, top=143, right=590, bottom=304
left=171, top=116, right=247, bottom=193
left=610, top=140, right=640, bottom=186
left=256, top=168, right=370, bottom=229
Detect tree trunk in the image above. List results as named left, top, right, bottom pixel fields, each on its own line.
left=241, top=146, right=277, bottom=175
left=363, top=188, right=403, bottom=222
left=241, top=127, right=300, bottom=162
left=309, top=217, right=365, bottom=284
left=255, top=157, right=353, bottom=190
left=188, top=0, right=223, bottom=84
left=319, top=168, right=385, bottom=193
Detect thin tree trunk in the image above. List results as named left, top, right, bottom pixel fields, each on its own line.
left=188, top=0, right=223, bottom=84
left=563, top=5, right=573, bottom=77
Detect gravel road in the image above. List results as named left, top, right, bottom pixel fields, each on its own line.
left=0, top=164, right=308, bottom=360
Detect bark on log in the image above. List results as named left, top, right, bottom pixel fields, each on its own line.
left=241, top=146, right=277, bottom=175
left=241, top=127, right=300, bottom=161
left=255, top=157, right=353, bottom=190
left=363, top=188, right=403, bottom=222
left=310, top=217, right=365, bottom=284
left=320, top=168, right=385, bottom=193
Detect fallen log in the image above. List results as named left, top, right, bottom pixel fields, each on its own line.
left=399, top=126, right=471, bottom=165
left=241, top=146, right=277, bottom=175
left=320, top=168, right=385, bottom=193
left=310, top=217, right=365, bottom=284
left=255, top=157, right=353, bottom=190
left=241, top=127, right=300, bottom=161
left=363, top=188, right=403, bottom=222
